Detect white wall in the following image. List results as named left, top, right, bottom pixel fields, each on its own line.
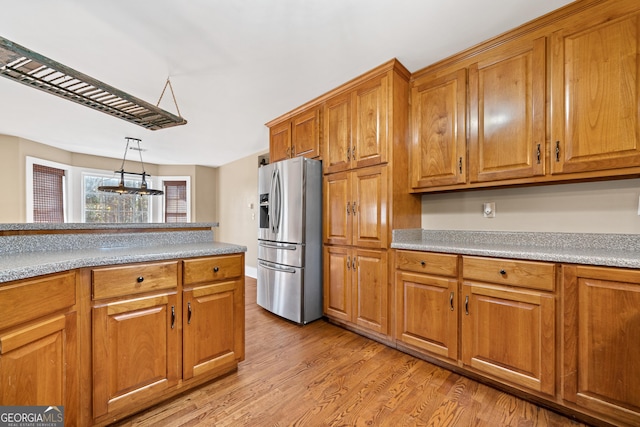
left=216, top=150, right=266, bottom=277
left=421, top=178, right=640, bottom=234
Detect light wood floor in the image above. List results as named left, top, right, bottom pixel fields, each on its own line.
left=114, top=277, right=589, bottom=427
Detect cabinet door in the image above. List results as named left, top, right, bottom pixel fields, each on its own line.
left=551, top=6, right=640, bottom=175
left=292, top=108, right=320, bottom=159
left=353, top=75, right=388, bottom=168
left=461, top=283, right=555, bottom=396
left=563, top=265, right=640, bottom=426
left=323, top=245, right=352, bottom=322
left=323, top=172, right=352, bottom=246
left=323, top=93, right=352, bottom=174
left=0, top=313, right=76, bottom=408
left=353, top=249, right=388, bottom=335
left=269, top=121, right=291, bottom=163
left=411, top=68, right=467, bottom=189
left=353, top=165, right=387, bottom=248
left=396, top=271, right=458, bottom=361
left=92, top=292, right=179, bottom=419
left=469, top=37, right=546, bottom=182
left=183, top=280, right=242, bottom=380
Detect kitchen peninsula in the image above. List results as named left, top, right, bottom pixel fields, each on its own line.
left=0, top=223, right=246, bottom=426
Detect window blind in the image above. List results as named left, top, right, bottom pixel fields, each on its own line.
left=33, top=164, right=65, bottom=222
left=164, top=180, right=188, bottom=222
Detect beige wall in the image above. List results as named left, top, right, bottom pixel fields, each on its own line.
left=421, top=178, right=640, bottom=234
left=0, top=134, right=217, bottom=223
left=215, top=150, right=265, bottom=276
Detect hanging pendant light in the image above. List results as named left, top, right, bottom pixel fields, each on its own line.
left=97, top=137, right=164, bottom=196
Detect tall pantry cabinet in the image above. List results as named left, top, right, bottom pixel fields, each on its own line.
left=267, top=59, right=421, bottom=339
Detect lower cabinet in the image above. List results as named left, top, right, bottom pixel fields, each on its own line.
left=395, top=251, right=557, bottom=397
left=182, top=255, right=245, bottom=380
left=89, top=254, right=245, bottom=426
left=562, top=265, right=640, bottom=427
left=324, top=246, right=388, bottom=335
left=395, top=251, right=458, bottom=361
left=0, top=272, right=78, bottom=426
left=461, top=255, right=556, bottom=397
left=91, top=261, right=180, bottom=421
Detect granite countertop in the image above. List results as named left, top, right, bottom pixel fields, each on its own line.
left=0, top=241, right=246, bottom=283
left=391, top=229, right=640, bottom=269
left=0, top=223, right=245, bottom=283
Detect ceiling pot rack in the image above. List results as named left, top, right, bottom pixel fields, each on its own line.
left=97, top=137, right=164, bottom=196
left=0, top=35, right=187, bottom=130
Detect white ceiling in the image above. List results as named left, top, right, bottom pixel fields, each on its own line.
left=0, top=0, right=573, bottom=167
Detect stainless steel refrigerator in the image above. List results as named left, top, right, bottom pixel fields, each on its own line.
left=257, top=157, right=322, bottom=324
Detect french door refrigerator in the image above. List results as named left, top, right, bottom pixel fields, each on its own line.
left=257, top=157, right=322, bottom=324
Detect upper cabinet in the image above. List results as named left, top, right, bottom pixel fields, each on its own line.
left=550, top=3, right=640, bottom=176
left=268, top=107, right=321, bottom=163
left=410, top=0, right=640, bottom=193
left=323, top=75, right=389, bottom=174
left=469, top=36, right=546, bottom=183
left=410, top=68, right=467, bottom=188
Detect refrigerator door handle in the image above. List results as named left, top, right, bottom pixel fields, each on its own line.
left=272, top=168, right=282, bottom=234
left=258, top=241, right=297, bottom=251
left=259, top=260, right=296, bottom=274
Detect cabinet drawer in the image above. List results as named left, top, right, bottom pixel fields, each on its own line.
left=462, top=256, right=555, bottom=291
left=92, top=261, right=178, bottom=300
left=183, top=254, right=243, bottom=285
left=396, top=250, right=458, bottom=277
left=0, top=272, right=76, bottom=331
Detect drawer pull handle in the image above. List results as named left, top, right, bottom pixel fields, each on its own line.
left=499, top=269, right=506, bottom=275
left=187, top=302, right=192, bottom=325
left=420, top=260, right=426, bottom=267
left=171, top=305, right=175, bottom=329
left=347, top=256, right=351, bottom=270
left=137, top=276, right=144, bottom=283
left=213, top=266, right=219, bottom=273
left=465, top=296, right=469, bottom=315
left=449, top=292, right=454, bottom=311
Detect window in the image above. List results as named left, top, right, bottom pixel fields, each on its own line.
left=164, top=180, right=188, bottom=222
left=83, top=173, right=151, bottom=223
left=33, top=164, right=66, bottom=222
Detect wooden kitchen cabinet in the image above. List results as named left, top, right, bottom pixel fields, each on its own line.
left=323, top=165, right=388, bottom=248
left=410, top=68, right=467, bottom=189
left=562, top=264, right=640, bottom=427
left=395, top=251, right=459, bottom=361
left=182, top=255, right=245, bottom=380
left=324, top=246, right=388, bottom=335
left=469, top=36, right=546, bottom=183
left=550, top=2, right=640, bottom=177
left=461, top=256, right=556, bottom=396
left=91, top=261, right=180, bottom=420
left=323, top=74, right=389, bottom=174
left=269, top=107, right=321, bottom=162
left=0, top=272, right=78, bottom=425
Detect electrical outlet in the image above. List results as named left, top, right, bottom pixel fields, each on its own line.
left=483, top=202, right=495, bottom=218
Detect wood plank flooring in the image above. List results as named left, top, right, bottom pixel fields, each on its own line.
left=113, top=277, right=589, bottom=427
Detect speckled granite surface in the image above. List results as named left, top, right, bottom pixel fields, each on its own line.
left=392, top=229, right=640, bottom=269
left=0, top=223, right=246, bottom=283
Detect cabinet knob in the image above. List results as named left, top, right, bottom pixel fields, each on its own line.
left=420, top=261, right=426, bottom=267
left=213, top=266, right=219, bottom=273
left=499, top=269, right=506, bottom=275
left=137, top=276, right=144, bottom=283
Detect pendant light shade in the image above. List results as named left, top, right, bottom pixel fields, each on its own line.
left=97, top=137, right=164, bottom=196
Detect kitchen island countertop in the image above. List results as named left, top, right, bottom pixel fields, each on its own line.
left=391, top=229, right=640, bottom=269
left=0, top=223, right=246, bottom=283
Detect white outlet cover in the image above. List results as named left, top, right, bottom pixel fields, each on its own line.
left=483, top=202, right=496, bottom=218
